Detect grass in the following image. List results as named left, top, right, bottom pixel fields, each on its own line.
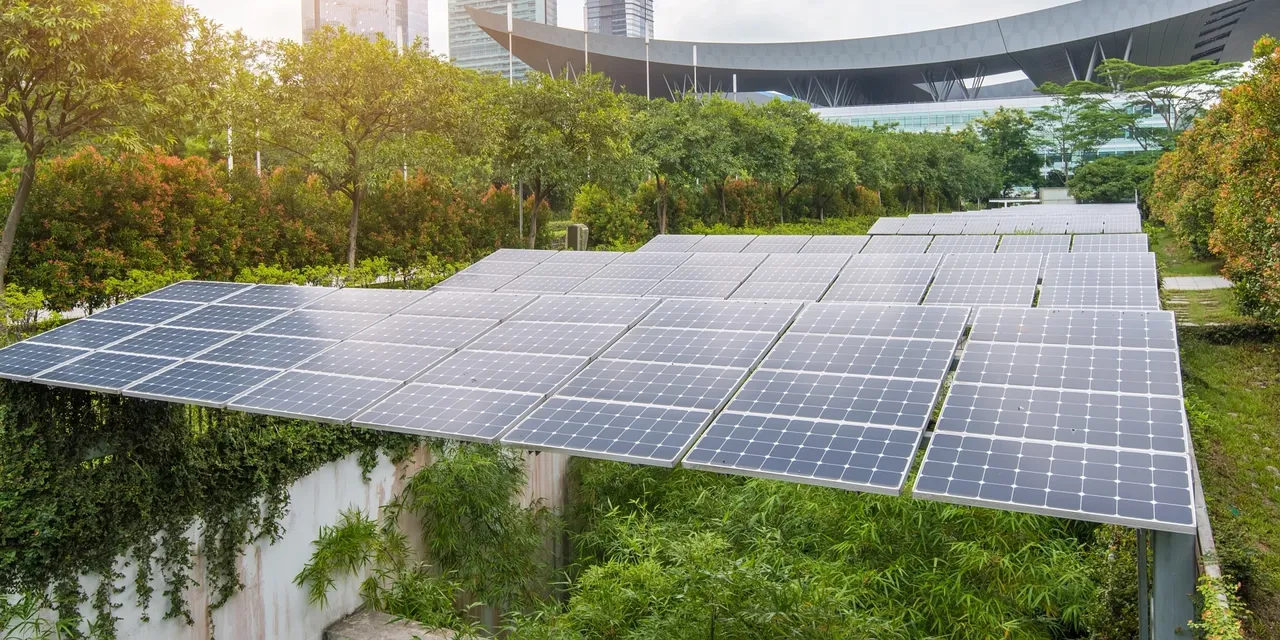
left=1162, top=288, right=1244, bottom=325
left=1181, top=334, right=1280, bottom=636
left=1150, top=224, right=1226, bottom=276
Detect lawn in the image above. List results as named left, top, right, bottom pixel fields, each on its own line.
left=1163, top=288, right=1244, bottom=325
left=1181, top=332, right=1280, bottom=636
left=1150, top=224, right=1226, bottom=276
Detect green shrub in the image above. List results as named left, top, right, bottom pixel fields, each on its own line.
left=570, top=183, right=649, bottom=248
left=1069, top=153, right=1159, bottom=204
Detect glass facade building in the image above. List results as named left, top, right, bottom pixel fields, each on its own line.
left=586, top=0, right=653, bottom=39
left=303, top=0, right=429, bottom=48
left=450, top=0, right=557, bottom=81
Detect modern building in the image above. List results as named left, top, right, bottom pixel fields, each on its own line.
left=586, top=0, right=652, bottom=40
left=466, top=0, right=1278, bottom=105
left=450, top=0, right=558, bottom=81
left=302, top=0, right=429, bottom=48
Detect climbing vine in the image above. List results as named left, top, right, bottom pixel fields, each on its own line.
left=0, top=381, right=419, bottom=638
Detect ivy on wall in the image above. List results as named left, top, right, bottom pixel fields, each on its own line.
left=0, top=381, right=420, bottom=638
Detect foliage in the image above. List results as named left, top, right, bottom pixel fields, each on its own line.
left=1191, top=575, right=1249, bottom=640
left=1031, top=82, right=1128, bottom=183
left=571, top=183, right=649, bottom=248
left=973, top=107, right=1043, bottom=193
left=1, top=284, right=50, bottom=334
left=1068, top=153, right=1158, bottom=204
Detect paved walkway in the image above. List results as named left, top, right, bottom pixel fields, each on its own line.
left=1163, top=276, right=1233, bottom=291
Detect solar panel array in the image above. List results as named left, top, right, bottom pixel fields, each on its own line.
left=0, top=203, right=1196, bottom=535
left=867, top=204, right=1141, bottom=236
left=914, top=308, right=1195, bottom=534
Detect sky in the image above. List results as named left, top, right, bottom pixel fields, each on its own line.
left=186, top=0, right=1077, bottom=58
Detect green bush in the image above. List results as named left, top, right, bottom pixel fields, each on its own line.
left=570, top=183, right=649, bottom=248
left=1068, top=153, right=1158, bottom=204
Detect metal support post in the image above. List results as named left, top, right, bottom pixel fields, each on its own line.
left=518, top=181, right=524, bottom=243
left=645, top=33, right=651, bottom=100
left=583, top=6, right=589, bottom=71
left=1152, top=531, right=1197, bottom=638
left=1138, top=529, right=1150, bottom=640
left=692, top=45, right=698, bottom=97
left=508, top=4, right=514, bottom=85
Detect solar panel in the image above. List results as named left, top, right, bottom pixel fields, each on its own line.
left=1037, top=286, right=1161, bottom=309
left=729, top=281, right=831, bottom=302
left=0, top=342, right=90, bottom=381
left=28, top=320, right=149, bottom=349
left=351, top=315, right=497, bottom=348
left=124, top=361, right=280, bottom=407
left=800, top=236, right=869, bottom=253
left=690, top=236, right=754, bottom=252
left=637, top=236, right=702, bottom=252
left=399, top=291, right=535, bottom=319
left=508, top=296, right=657, bottom=326
left=220, top=284, right=336, bottom=309
left=841, top=253, right=941, bottom=273
left=459, top=261, right=538, bottom=276
left=644, top=280, right=739, bottom=299
left=414, top=350, right=587, bottom=395
left=682, top=253, right=767, bottom=268
left=746, top=266, right=842, bottom=283
left=961, top=219, right=1000, bottom=235
left=742, top=235, right=811, bottom=253
left=822, top=283, right=927, bottom=304
left=543, top=251, right=623, bottom=264
left=252, top=310, right=387, bottom=340
left=1041, top=269, right=1157, bottom=287
left=895, top=218, right=937, bottom=235
left=761, top=333, right=957, bottom=379
left=467, top=321, right=627, bottom=357
left=928, top=218, right=968, bottom=235
left=967, top=308, right=1177, bottom=349
left=603, top=327, right=780, bottom=368
left=866, top=218, right=905, bottom=235
left=668, top=264, right=758, bottom=281
left=638, top=299, right=801, bottom=331
left=1046, top=252, right=1156, bottom=271
left=89, top=299, right=203, bottom=325
left=302, top=288, right=430, bottom=314
left=36, top=351, right=178, bottom=393
left=228, top=371, right=401, bottom=423
left=1069, top=219, right=1106, bottom=234
left=926, top=236, right=999, bottom=254
left=502, top=397, right=711, bottom=465
left=141, top=280, right=253, bottom=303
left=592, top=263, right=680, bottom=280
left=788, top=304, right=968, bottom=340
left=998, top=236, right=1072, bottom=253
left=861, top=236, right=933, bottom=253
left=355, top=384, right=543, bottom=443
left=432, top=273, right=517, bottom=291
left=163, top=305, right=286, bottom=332
left=913, top=305, right=1195, bottom=533
left=569, top=278, right=656, bottom=297
left=296, top=341, right=453, bottom=381
left=1104, top=219, right=1143, bottom=233
left=555, top=359, right=747, bottom=410
left=611, top=251, right=691, bottom=266
left=522, top=262, right=606, bottom=278
left=195, top=333, right=335, bottom=369
left=940, top=253, right=1043, bottom=271
left=924, top=279, right=1038, bottom=308
left=1071, top=234, right=1151, bottom=252
left=108, top=326, right=236, bottom=359
left=497, top=275, right=587, bottom=294
left=481, top=248, right=558, bottom=262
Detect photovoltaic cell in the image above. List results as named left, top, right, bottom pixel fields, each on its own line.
left=503, top=397, right=711, bottom=465
left=351, top=315, right=496, bottom=348
left=303, top=288, right=430, bottom=313
left=28, top=320, right=148, bottom=349
left=522, top=262, right=606, bottom=278
left=866, top=218, right=905, bottom=235
left=0, top=342, right=90, bottom=380
left=109, top=327, right=236, bottom=359
left=460, top=261, right=538, bottom=276
left=164, top=304, right=285, bottom=332
left=125, top=361, right=280, bottom=407
left=998, top=236, right=1072, bottom=253
left=508, top=296, right=658, bottom=326
left=603, top=327, right=779, bottom=368
left=569, top=278, right=656, bottom=297
left=611, top=251, right=691, bottom=266
left=90, top=299, right=203, bottom=325
left=762, top=333, right=957, bottom=379
left=690, top=235, right=754, bottom=252
left=1041, top=269, right=1157, bottom=287
left=543, top=251, right=623, bottom=264
left=433, top=273, right=517, bottom=291
left=497, top=275, right=587, bottom=294
left=196, top=333, right=335, bottom=369
left=399, top=291, right=534, bottom=319
left=467, top=321, right=627, bottom=357
left=638, top=299, right=800, bottom=331
left=668, top=264, right=757, bottom=281
left=928, top=218, right=968, bottom=235
left=142, top=280, right=252, bottom=303
left=480, top=249, right=558, bottom=262
left=414, top=350, right=587, bottom=395
left=822, top=283, right=927, bottom=304
left=861, top=235, right=933, bottom=253
left=788, top=304, right=968, bottom=341
left=842, top=254, right=940, bottom=272
left=591, top=263, right=680, bottom=280
left=252, top=310, right=386, bottom=340
left=36, top=351, right=177, bottom=392
left=722, top=370, right=941, bottom=429
left=220, top=284, right=336, bottom=309
left=729, top=281, right=830, bottom=302
left=682, top=253, right=766, bottom=268
left=1046, top=252, right=1156, bottom=271
left=229, top=371, right=401, bottom=423
left=800, top=236, right=869, bottom=253
left=1070, top=234, right=1150, bottom=252
left=967, top=308, right=1177, bottom=349
left=1037, top=286, right=1160, bottom=310
left=742, top=235, right=811, bottom=253
left=955, top=342, right=1182, bottom=396
left=760, top=254, right=851, bottom=270
left=296, top=341, right=453, bottom=381
left=961, top=219, right=1000, bottom=235
left=557, top=359, right=747, bottom=410
left=644, top=280, right=740, bottom=299
left=940, top=253, right=1043, bottom=271
left=926, top=236, right=998, bottom=254
left=924, top=281, right=1038, bottom=307
left=355, top=384, right=543, bottom=443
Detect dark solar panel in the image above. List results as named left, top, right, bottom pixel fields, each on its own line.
left=502, top=397, right=711, bottom=465
left=124, top=361, right=280, bottom=407
left=0, top=342, right=90, bottom=380
left=28, top=320, right=149, bottom=349
left=108, top=326, right=236, bottom=359
left=414, top=350, right=587, bottom=395
left=355, top=384, right=543, bottom=443
left=556, top=359, right=747, bottom=410
left=399, top=291, right=535, bottom=319
left=296, top=341, right=453, bottom=381
left=163, top=304, right=285, bottom=332
left=350, top=315, right=496, bottom=348
left=467, top=321, right=626, bottom=357
left=508, top=295, right=658, bottom=326
left=228, top=371, right=401, bottom=423
left=252, top=310, right=387, bottom=340
left=89, top=299, right=203, bottom=325
left=36, top=351, right=177, bottom=392
left=569, top=278, right=657, bottom=297
left=195, top=333, right=335, bottom=369
left=303, top=288, right=430, bottom=314
left=643, top=280, right=740, bottom=299
left=141, top=280, right=253, bottom=303
left=603, top=327, right=780, bottom=368
left=220, top=284, right=336, bottom=309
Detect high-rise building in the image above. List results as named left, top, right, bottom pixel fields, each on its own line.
left=585, top=0, right=652, bottom=39
left=303, top=0, right=429, bottom=49
left=449, top=0, right=557, bottom=81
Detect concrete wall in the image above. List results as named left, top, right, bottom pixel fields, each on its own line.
left=1040, top=187, right=1075, bottom=204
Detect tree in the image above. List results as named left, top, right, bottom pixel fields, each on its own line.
left=1031, top=82, right=1128, bottom=184
left=0, top=0, right=206, bottom=292
left=688, top=97, right=746, bottom=223
left=258, top=27, right=463, bottom=268
left=501, top=73, right=631, bottom=248
left=974, top=108, right=1042, bottom=193
left=760, top=100, right=860, bottom=222
left=1073, top=59, right=1242, bottom=150
left=1069, top=153, right=1158, bottom=204
left=632, top=98, right=691, bottom=234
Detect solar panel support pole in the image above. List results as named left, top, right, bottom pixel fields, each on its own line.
left=1138, top=529, right=1150, bottom=640
left=1152, top=530, right=1197, bottom=638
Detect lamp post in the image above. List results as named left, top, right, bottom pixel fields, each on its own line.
left=692, top=44, right=698, bottom=97
left=645, top=32, right=650, bottom=100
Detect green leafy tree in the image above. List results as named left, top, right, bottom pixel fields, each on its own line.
left=692, top=97, right=748, bottom=222
left=1031, top=82, right=1128, bottom=184
left=501, top=72, right=631, bottom=248
left=761, top=100, right=858, bottom=221
left=0, top=0, right=207, bottom=292
left=974, top=107, right=1042, bottom=193
left=571, top=183, right=648, bottom=247
left=631, top=98, right=694, bottom=234
left=1069, top=153, right=1158, bottom=204
left=257, top=27, right=465, bottom=268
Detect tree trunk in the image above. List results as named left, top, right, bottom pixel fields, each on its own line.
left=0, top=159, right=37, bottom=293
left=528, top=180, right=541, bottom=249
left=718, top=181, right=727, bottom=221
left=657, top=177, right=667, bottom=234
left=346, top=185, right=363, bottom=269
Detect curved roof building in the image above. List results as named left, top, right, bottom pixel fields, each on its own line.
left=467, top=0, right=1280, bottom=106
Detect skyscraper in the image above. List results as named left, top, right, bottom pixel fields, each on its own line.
left=585, top=0, right=652, bottom=39
left=449, top=0, right=557, bottom=81
left=303, top=0, right=429, bottom=49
